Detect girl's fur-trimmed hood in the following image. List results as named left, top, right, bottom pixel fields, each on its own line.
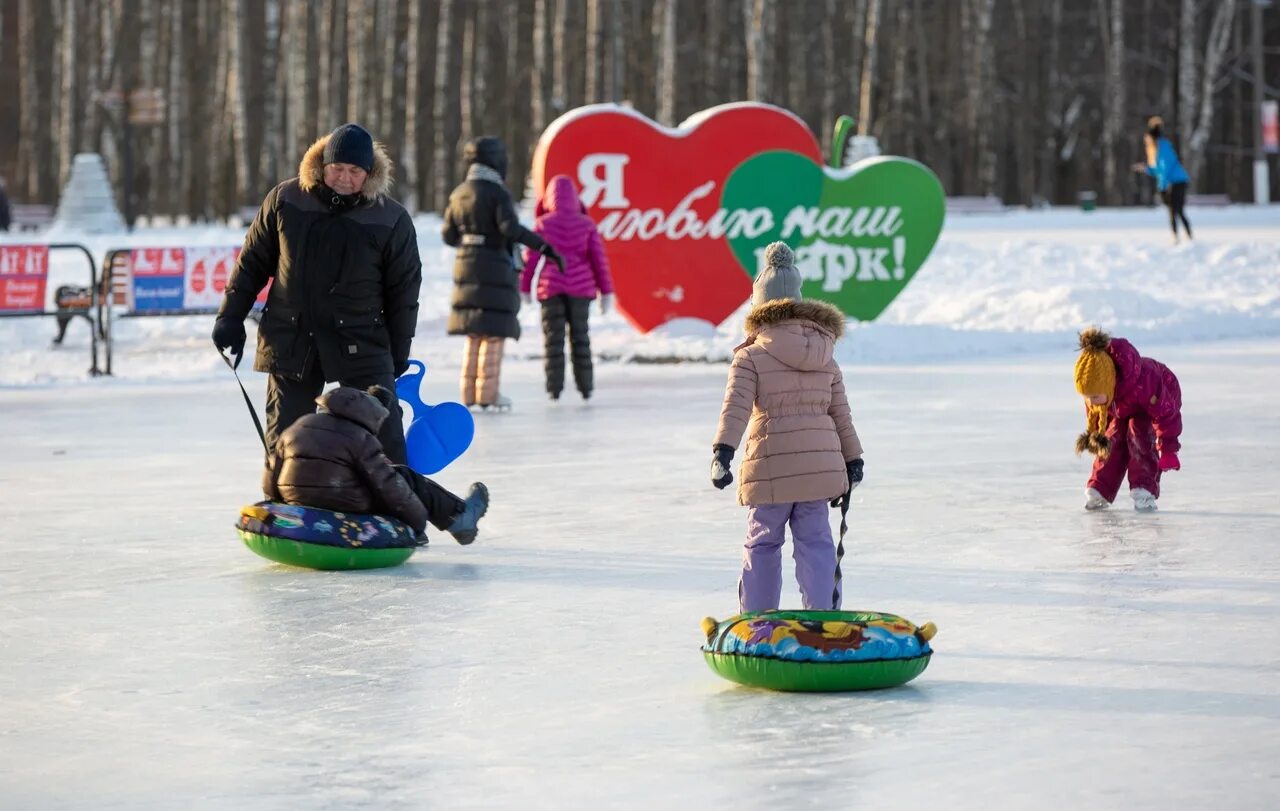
left=298, top=135, right=394, bottom=200
left=744, top=299, right=846, bottom=339
left=741, top=299, right=847, bottom=372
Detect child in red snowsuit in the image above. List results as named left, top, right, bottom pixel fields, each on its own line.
left=1073, top=328, right=1182, bottom=511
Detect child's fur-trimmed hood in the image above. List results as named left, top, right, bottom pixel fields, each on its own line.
left=745, top=299, right=846, bottom=339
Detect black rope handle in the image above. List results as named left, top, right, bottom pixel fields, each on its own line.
left=832, top=490, right=851, bottom=609
left=220, top=348, right=268, bottom=454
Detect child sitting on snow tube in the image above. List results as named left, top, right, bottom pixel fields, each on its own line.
left=264, top=385, right=489, bottom=543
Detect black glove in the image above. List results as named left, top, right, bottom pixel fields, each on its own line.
left=711, top=444, right=735, bottom=490
left=540, top=243, right=567, bottom=274
left=394, top=358, right=410, bottom=378
left=847, top=458, right=864, bottom=488
left=831, top=458, right=864, bottom=507
left=212, top=317, right=246, bottom=365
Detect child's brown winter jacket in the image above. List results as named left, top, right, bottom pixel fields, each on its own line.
left=262, top=387, right=429, bottom=532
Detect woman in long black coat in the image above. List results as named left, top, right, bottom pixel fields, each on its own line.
left=443, top=137, right=563, bottom=409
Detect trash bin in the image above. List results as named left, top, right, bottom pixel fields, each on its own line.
left=1078, top=191, right=1097, bottom=212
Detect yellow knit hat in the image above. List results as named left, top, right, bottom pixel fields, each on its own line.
left=1073, top=327, right=1115, bottom=458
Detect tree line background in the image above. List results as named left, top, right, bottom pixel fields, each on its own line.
left=1, top=0, right=1276, bottom=222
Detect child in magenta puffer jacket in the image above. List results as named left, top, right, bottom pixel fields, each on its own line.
left=520, top=175, right=615, bottom=401
left=1074, top=327, right=1183, bottom=512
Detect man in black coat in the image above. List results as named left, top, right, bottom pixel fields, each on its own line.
left=212, top=123, right=421, bottom=463
left=444, top=136, right=563, bottom=408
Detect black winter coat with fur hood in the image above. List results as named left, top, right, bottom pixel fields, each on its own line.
left=442, top=138, right=549, bottom=340
left=219, top=135, right=421, bottom=382
left=262, top=387, right=429, bottom=533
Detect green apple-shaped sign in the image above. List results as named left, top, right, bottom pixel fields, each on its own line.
left=721, top=150, right=945, bottom=321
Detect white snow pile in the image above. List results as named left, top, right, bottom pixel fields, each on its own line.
left=1, top=205, right=1276, bottom=386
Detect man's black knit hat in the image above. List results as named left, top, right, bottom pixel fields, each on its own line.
left=323, top=123, right=375, bottom=172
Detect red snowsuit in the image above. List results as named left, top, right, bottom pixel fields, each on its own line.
left=1087, top=338, right=1182, bottom=501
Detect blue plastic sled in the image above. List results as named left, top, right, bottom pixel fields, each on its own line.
left=395, top=359, right=475, bottom=475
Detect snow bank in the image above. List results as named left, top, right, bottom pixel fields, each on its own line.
left=2, top=206, right=1277, bottom=386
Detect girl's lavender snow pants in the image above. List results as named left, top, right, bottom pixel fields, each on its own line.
left=740, top=499, right=839, bottom=612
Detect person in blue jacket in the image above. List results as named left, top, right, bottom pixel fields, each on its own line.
left=1132, top=116, right=1192, bottom=243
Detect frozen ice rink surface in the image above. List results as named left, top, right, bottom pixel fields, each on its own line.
left=3, top=339, right=1278, bottom=809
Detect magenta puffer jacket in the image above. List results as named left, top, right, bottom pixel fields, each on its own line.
left=520, top=175, right=614, bottom=301
left=1107, top=337, right=1182, bottom=455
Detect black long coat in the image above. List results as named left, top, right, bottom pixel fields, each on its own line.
left=262, top=387, right=429, bottom=533
left=219, top=136, right=421, bottom=381
left=442, top=168, right=548, bottom=340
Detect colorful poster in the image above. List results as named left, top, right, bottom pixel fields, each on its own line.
left=120, top=246, right=266, bottom=313
left=129, top=248, right=186, bottom=312
left=531, top=103, right=945, bottom=331
left=184, top=246, right=241, bottom=311
left=0, top=245, right=50, bottom=313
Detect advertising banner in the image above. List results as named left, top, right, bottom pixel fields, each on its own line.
left=123, top=247, right=266, bottom=313
left=0, top=245, right=51, bottom=313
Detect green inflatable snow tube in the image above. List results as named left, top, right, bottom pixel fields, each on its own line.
left=701, top=609, right=936, bottom=692
left=238, top=531, right=416, bottom=571
left=236, top=501, right=421, bottom=571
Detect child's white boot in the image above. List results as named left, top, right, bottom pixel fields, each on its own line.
left=1084, top=488, right=1109, bottom=510
left=1132, top=488, right=1158, bottom=512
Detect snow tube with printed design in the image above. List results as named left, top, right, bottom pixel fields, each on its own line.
left=700, top=609, right=936, bottom=692
left=236, top=501, right=423, bottom=570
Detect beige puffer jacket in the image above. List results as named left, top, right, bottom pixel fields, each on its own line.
left=713, top=299, right=863, bottom=506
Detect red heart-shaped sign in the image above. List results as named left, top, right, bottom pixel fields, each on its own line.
left=532, top=104, right=822, bottom=333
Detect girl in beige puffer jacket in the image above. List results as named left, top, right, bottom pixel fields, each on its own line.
left=711, top=242, right=863, bottom=612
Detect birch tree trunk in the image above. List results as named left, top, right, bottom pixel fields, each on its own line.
left=962, top=0, right=996, bottom=195
left=889, top=1, right=910, bottom=150
left=585, top=0, right=604, bottom=103
left=1097, top=0, right=1125, bottom=204
left=384, top=0, right=410, bottom=192
left=654, top=0, right=677, bottom=125
left=609, top=0, right=623, bottom=102
left=164, top=0, right=183, bottom=215
left=18, top=0, right=39, bottom=197
left=1177, top=0, right=1197, bottom=148
left=506, top=0, right=535, bottom=201
left=1038, top=0, right=1063, bottom=202
left=259, top=0, right=283, bottom=187
left=912, top=0, right=933, bottom=161
left=787, top=0, right=810, bottom=130
left=821, top=0, right=839, bottom=153
left=460, top=1, right=475, bottom=138
left=702, top=0, right=720, bottom=108
left=228, top=0, right=254, bottom=207
left=532, top=0, right=551, bottom=132
left=56, top=0, right=82, bottom=187
left=857, top=0, right=880, bottom=137
left=321, top=0, right=348, bottom=127
left=746, top=0, right=770, bottom=102
left=1011, top=0, right=1035, bottom=205
left=433, top=0, right=463, bottom=209
left=1185, top=0, right=1236, bottom=185
left=552, top=0, right=568, bottom=118
left=410, top=0, right=440, bottom=211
